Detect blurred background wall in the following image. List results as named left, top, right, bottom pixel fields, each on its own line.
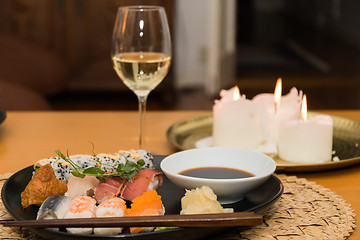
left=0, top=0, right=359, bottom=110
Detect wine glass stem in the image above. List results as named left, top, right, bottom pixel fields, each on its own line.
left=137, top=94, right=148, bottom=149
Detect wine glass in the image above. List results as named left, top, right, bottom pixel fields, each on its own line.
left=111, top=6, right=171, bottom=149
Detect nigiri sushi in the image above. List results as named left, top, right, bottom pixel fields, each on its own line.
left=126, top=190, right=165, bottom=234
left=64, top=195, right=96, bottom=234
left=65, top=175, right=100, bottom=199
left=94, top=177, right=125, bottom=204
left=37, top=195, right=72, bottom=220
left=121, top=169, right=163, bottom=201
left=94, top=197, right=127, bottom=235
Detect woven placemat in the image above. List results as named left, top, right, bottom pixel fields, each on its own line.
left=0, top=174, right=356, bottom=240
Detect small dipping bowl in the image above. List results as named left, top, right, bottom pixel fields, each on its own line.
left=160, top=147, right=276, bottom=204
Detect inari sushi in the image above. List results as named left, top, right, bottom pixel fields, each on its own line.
left=94, top=197, right=127, bottom=235
left=64, top=195, right=96, bottom=234
left=126, top=190, right=165, bottom=234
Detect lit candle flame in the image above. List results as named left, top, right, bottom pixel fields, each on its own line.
left=301, top=94, right=307, bottom=121
left=274, top=78, right=282, bottom=113
left=233, top=86, right=240, bottom=101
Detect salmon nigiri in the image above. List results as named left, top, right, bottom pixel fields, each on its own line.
left=64, top=195, right=96, bottom=234
left=121, top=169, right=163, bottom=201
left=94, top=197, right=127, bottom=235
left=126, top=190, right=165, bottom=234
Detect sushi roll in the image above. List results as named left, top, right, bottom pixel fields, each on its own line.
left=37, top=195, right=72, bottom=220
left=69, top=154, right=98, bottom=169
left=34, top=158, right=72, bottom=182
left=126, top=190, right=165, bottom=234
left=96, top=153, right=125, bottom=172
left=121, top=169, right=163, bottom=201
left=135, top=149, right=154, bottom=168
left=34, top=154, right=98, bottom=182
left=34, top=150, right=154, bottom=183
left=118, top=149, right=154, bottom=168
left=64, top=195, right=97, bottom=234
left=94, top=197, right=127, bottom=235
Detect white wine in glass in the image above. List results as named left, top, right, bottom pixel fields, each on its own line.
left=111, top=6, right=171, bottom=149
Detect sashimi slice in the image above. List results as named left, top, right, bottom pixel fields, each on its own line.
left=65, top=175, right=100, bottom=199
left=126, top=190, right=165, bottom=234
left=121, top=169, right=163, bottom=201
left=94, top=197, right=127, bottom=235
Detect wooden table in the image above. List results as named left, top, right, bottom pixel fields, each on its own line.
left=0, top=110, right=359, bottom=239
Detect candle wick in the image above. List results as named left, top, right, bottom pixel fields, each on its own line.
left=274, top=103, right=277, bottom=114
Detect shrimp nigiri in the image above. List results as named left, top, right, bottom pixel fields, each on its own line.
left=64, top=195, right=96, bottom=234
left=94, top=197, right=127, bottom=235
left=126, top=190, right=165, bottom=234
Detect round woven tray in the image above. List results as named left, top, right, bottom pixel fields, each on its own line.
left=0, top=174, right=356, bottom=240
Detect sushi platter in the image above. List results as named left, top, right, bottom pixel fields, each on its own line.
left=1, top=155, right=283, bottom=240
left=166, top=113, right=360, bottom=172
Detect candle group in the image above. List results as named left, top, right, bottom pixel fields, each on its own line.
left=212, top=80, right=334, bottom=163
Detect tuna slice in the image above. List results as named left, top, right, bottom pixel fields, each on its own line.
left=121, top=169, right=163, bottom=201
left=94, top=177, right=125, bottom=204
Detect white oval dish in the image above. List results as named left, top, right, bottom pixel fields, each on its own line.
left=160, top=147, right=276, bottom=204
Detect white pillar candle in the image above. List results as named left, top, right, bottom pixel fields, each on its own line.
left=213, top=87, right=263, bottom=150
left=253, top=86, right=302, bottom=155
left=278, top=95, right=333, bottom=163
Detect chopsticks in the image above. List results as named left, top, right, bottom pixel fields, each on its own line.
left=0, top=212, right=263, bottom=228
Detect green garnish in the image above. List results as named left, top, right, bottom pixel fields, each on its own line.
left=55, top=149, right=146, bottom=181
left=154, top=227, right=179, bottom=231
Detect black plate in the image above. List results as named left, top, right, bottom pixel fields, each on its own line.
left=0, top=110, right=6, bottom=124
left=1, top=155, right=283, bottom=240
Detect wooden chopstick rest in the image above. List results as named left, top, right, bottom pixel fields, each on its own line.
left=0, top=212, right=263, bottom=228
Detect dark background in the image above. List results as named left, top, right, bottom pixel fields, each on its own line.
left=0, top=0, right=359, bottom=111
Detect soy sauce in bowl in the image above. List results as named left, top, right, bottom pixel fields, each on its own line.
left=160, top=147, right=277, bottom=204
left=179, top=167, right=254, bottom=179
